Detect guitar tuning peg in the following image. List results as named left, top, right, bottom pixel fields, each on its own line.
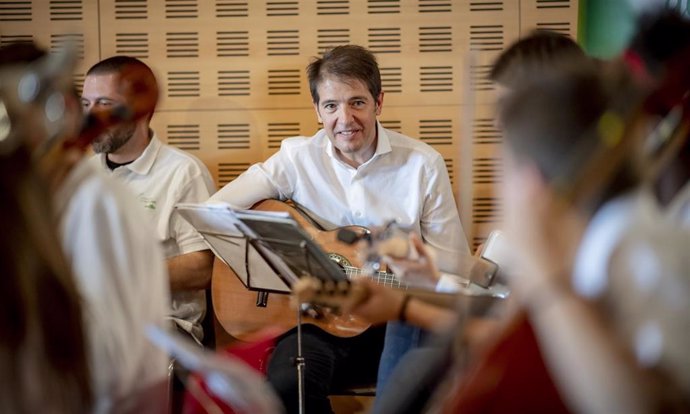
left=336, top=280, right=350, bottom=295
left=337, top=228, right=371, bottom=245
left=323, top=280, right=336, bottom=295
left=337, top=228, right=359, bottom=244
left=300, top=303, right=325, bottom=319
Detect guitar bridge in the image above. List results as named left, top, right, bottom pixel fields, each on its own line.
left=255, top=291, right=269, bottom=307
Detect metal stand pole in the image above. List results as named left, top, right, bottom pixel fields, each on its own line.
left=295, top=304, right=306, bottom=414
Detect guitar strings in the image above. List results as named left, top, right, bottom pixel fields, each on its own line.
left=342, top=265, right=407, bottom=289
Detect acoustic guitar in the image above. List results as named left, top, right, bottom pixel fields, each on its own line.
left=212, top=199, right=406, bottom=342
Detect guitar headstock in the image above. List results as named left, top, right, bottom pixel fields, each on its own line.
left=0, top=43, right=78, bottom=157
left=1, top=42, right=158, bottom=157
left=292, top=277, right=369, bottom=313
left=1, top=42, right=160, bottom=193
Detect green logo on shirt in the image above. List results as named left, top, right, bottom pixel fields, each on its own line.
left=138, top=195, right=157, bottom=210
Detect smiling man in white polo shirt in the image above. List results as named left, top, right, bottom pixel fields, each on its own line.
left=81, top=56, right=216, bottom=344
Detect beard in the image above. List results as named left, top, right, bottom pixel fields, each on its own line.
left=91, top=123, right=137, bottom=154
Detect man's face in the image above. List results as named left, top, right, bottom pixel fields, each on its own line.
left=314, top=76, right=383, bottom=166
left=492, top=84, right=512, bottom=130
left=81, top=73, right=136, bottom=154
left=501, top=148, right=529, bottom=228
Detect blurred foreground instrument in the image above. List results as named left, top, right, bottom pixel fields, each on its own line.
left=0, top=42, right=157, bottom=157
left=146, top=325, right=283, bottom=414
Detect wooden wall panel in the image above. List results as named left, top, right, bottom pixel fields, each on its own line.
left=0, top=1, right=99, bottom=90
left=1, top=0, right=579, bottom=245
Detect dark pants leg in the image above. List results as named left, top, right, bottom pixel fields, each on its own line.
left=171, top=323, right=202, bottom=413
left=267, top=324, right=384, bottom=414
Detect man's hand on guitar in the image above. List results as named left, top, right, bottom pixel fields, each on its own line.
left=348, top=279, right=409, bottom=326
left=380, top=232, right=440, bottom=287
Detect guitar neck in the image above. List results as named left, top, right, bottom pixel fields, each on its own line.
left=337, top=265, right=460, bottom=310
left=343, top=266, right=406, bottom=289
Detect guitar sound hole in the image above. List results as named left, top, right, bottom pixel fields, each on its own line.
left=328, top=253, right=352, bottom=269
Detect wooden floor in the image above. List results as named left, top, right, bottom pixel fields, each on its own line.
left=331, top=395, right=374, bottom=413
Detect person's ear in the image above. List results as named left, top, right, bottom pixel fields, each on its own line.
left=313, top=101, right=323, bottom=123
left=375, top=92, right=384, bottom=116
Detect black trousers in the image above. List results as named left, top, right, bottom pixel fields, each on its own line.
left=267, top=324, right=385, bottom=414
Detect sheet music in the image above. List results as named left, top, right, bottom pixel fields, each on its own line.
left=176, top=202, right=349, bottom=293
left=175, top=203, right=291, bottom=292
left=231, top=208, right=349, bottom=284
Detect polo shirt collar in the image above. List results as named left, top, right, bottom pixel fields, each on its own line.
left=122, top=133, right=162, bottom=176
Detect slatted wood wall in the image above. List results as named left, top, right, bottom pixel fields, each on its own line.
left=1, top=0, right=578, bottom=248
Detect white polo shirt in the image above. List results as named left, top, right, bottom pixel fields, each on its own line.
left=91, top=134, right=215, bottom=342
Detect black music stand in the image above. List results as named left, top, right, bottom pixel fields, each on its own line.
left=175, top=203, right=349, bottom=414
left=233, top=209, right=356, bottom=414
left=175, top=203, right=292, bottom=295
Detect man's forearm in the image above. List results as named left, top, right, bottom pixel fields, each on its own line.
left=167, top=250, right=214, bottom=291
left=403, top=298, right=456, bottom=332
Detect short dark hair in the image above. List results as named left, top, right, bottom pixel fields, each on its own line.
left=306, top=45, right=381, bottom=104
left=490, top=30, right=586, bottom=88
left=627, top=9, right=690, bottom=79
left=86, top=55, right=150, bottom=77
left=626, top=9, right=690, bottom=190
left=500, top=64, right=641, bottom=210
left=86, top=56, right=159, bottom=118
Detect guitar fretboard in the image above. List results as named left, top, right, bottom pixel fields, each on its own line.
left=342, top=265, right=407, bottom=290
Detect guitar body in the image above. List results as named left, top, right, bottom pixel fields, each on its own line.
left=212, top=199, right=371, bottom=342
